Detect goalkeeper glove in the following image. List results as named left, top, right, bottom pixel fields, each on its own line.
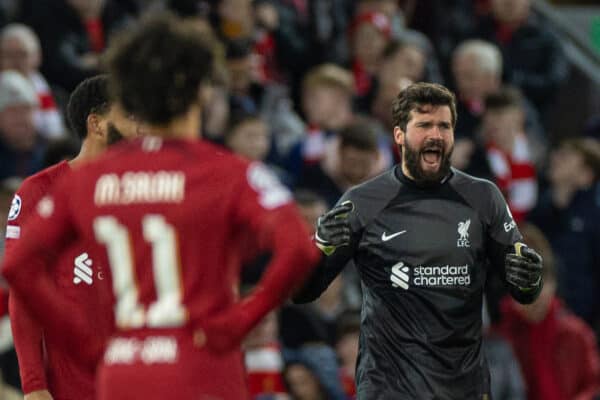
left=505, top=242, right=543, bottom=291
left=314, top=201, right=354, bottom=256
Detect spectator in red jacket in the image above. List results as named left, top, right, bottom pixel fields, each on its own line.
left=496, top=222, right=600, bottom=400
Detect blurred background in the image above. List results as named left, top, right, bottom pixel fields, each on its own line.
left=0, top=0, right=599, bottom=399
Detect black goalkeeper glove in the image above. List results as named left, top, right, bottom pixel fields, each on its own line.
left=505, top=242, right=543, bottom=291
left=314, top=201, right=354, bottom=256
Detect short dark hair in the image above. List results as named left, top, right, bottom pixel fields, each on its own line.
left=560, top=137, right=600, bottom=181
left=105, top=13, right=215, bottom=125
left=391, top=82, right=457, bottom=131
left=484, top=86, right=524, bottom=112
left=67, top=74, right=111, bottom=140
left=224, top=111, right=262, bottom=141
left=338, top=118, right=379, bottom=152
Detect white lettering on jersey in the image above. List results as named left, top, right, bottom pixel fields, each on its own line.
left=7, top=194, right=21, bottom=221
left=391, top=262, right=472, bottom=290
left=504, top=205, right=516, bottom=232
left=73, top=253, right=94, bottom=285
left=94, top=171, right=185, bottom=206
left=247, top=162, right=291, bottom=209
left=104, top=336, right=178, bottom=365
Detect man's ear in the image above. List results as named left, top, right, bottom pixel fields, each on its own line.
left=87, top=114, right=105, bottom=140
left=393, top=126, right=405, bottom=146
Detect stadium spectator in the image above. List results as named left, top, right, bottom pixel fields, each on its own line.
left=225, top=39, right=305, bottom=162
left=295, top=82, right=544, bottom=398
left=244, top=311, right=288, bottom=399
left=21, top=0, right=133, bottom=92
left=496, top=222, right=600, bottom=400
left=467, top=0, right=569, bottom=115
left=296, top=118, right=381, bottom=207
left=349, top=11, right=391, bottom=98
left=2, top=14, right=319, bottom=400
left=482, top=87, right=538, bottom=222
left=0, top=71, right=45, bottom=180
left=528, top=138, right=600, bottom=331
left=0, top=24, right=66, bottom=139
left=283, top=344, right=347, bottom=400
left=335, top=311, right=360, bottom=399
left=283, top=63, right=355, bottom=180
left=449, top=39, right=545, bottom=178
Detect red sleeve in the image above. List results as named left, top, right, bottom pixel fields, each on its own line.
left=2, top=178, right=94, bottom=367
left=200, top=163, right=320, bottom=352
left=572, top=321, right=600, bottom=400
left=5, top=186, right=48, bottom=393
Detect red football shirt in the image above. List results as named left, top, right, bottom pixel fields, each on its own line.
left=2, top=137, right=319, bottom=400
left=5, top=160, right=113, bottom=399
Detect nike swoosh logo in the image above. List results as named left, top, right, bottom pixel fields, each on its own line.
left=381, top=230, right=407, bottom=241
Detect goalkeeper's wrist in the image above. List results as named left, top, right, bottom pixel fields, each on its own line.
left=517, top=276, right=542, bottom=292
left=314, top=232, right=336, bottom=256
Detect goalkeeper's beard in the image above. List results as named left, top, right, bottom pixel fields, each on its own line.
left=402, top=139, right=453, bottom=185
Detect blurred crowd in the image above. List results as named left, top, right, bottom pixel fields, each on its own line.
left=0, top=0, right=599, bottom=399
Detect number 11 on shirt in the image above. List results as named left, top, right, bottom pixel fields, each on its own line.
left=94, top=215, right=187, bottom=329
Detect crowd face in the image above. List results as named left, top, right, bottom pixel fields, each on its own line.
left=284, top=364, right=325, bottom=400
left=226, top=119, right=271, bottom=161
left=482, top=107, right=523, bottom=153
left=396, top=105, right=454, bottom=184
left=380, top=45, right=426, bottom=83
left=548, top=145, right=586, bottom=187
left=0, top=103, right=37, bottom=151
left=353, top=24, right=387, bottom=71
left=339, top=145, right=378, bottom=186
left=491, top=0, right=531, bottom=25
left=302, top=86, right=352, bottom=131
left=452, top=53, right=498, bottom=102
left=0, top=36, right=38, bottom=76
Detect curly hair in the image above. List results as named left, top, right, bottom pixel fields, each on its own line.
left=104, top=13, right=215, bottom=125
left=67, top=74, right=111, bottom=140
left=391, top=82, right=457, bottom=132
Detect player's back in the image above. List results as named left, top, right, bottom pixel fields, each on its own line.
left=65, top=137, right=294, bottom=400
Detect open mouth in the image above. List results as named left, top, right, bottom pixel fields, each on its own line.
left=421, top=147, right=442, bottom=166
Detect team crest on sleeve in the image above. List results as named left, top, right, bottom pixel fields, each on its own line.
left=247, top=162, right=291, bottom=209
left=7, top=194, right=21, bottom=221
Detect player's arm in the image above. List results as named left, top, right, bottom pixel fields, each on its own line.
left=198, top=163, right=320, bottom=353
left=484, top=183, right=542, bottom=304
left=4, top=188, right=50, bottom=395
left=2, top=182, right=92, bottom=363
left=293, top=201, right=357, bottom=303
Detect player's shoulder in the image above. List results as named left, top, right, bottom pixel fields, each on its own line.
left=449, top=168, right=501, bottom=198
left=344, top=168, right=399, bottom=202
left=14, top=161, right=70, bottom=204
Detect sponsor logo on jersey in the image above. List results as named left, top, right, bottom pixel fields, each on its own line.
left=381, top=230, right=406, bottom=241
left=73, top=253, right=94, bottom=285
left=390, top=262, right=410, bottom=289
left=504, top=205, right=516, bottom=232
left=457, top=219, right=471, bottom=247
left=391, top=262, right=471, bottom=290
left=104, top=336, right=178, bottom=365
left=7, top=194, right=21, bottom=221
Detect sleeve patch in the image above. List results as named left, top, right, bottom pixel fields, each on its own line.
left=7, top=194, right=21, bottom=221
left=5, top=225, right=20, bottom=239
left=247, top=162, right=291, bottom=209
